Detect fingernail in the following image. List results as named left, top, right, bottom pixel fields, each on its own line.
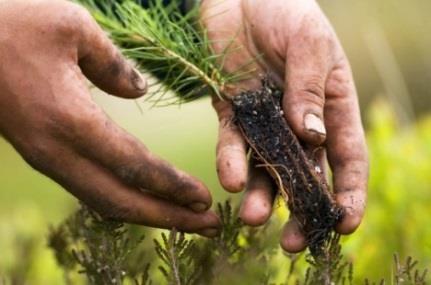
left=189, top=202, right=208, bottom=212
left=198, top=228, right=220, bottom=238
left=132, top=68, right=147, bottom=93
left=304, top=113, right=326, bottom=136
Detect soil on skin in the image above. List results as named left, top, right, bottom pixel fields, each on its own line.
left=232, top=77, right=344, bottom=256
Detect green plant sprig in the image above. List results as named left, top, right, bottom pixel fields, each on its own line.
left=77, top=0, right=253, bottom=106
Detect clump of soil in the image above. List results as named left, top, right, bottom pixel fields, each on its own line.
left=232, top=77, right=344, bottom=256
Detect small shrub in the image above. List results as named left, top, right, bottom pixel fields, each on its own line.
left=48, top=201, right=429, bottom=285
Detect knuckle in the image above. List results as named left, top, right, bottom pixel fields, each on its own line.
left=61, top=3, right=92, bottom=27
left=212, top=98, right=233, bottom=121
left=302, top=76, right=325, bottom=99
left=51, top=2, right=93, bottom=38
left=85, top=195, right=135, bottom=223
left=175, top=176, right=201, bottom=201
left=330, top=137, right=368, bottom=170
left=114, top=160, right=145, bottom=186
left=47, top=1, right=95, bottom=44
left=20, top=137, right=54, bottom=172
left=47, top=107, right=102, bottom=140
left=295, top=16, right=333, bottom=47
left=96, top=203, right=133, bottom=222
left=159, top=172, right=193, bottom=202
left=114, top=158, right=194, bottom=204
left=174, top=214, right=191, bottom=231
left=327, top=64, right=355, bottom=98
left=287, top=77, right=325, bottom=110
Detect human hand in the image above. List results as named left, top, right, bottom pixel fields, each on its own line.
left=0, top=0, right=220, bottom=237
left=201, top=0, right=368, bottom=251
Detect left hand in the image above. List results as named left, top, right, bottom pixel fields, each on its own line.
left=0, top=0, right=220, bottom=237
left=201, top=0, right=368, bottom=252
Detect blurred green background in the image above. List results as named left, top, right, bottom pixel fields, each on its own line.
left=1, top=0, right=431, bottom=283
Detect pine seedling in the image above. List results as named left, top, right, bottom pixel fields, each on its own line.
left=76, top=0, right=342, bottom=256
left=76, top=0, right=254, bottom=106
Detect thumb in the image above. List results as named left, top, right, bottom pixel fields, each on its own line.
left=75, top=5, right=147, bottom=99
left=283, top=46, right=331, bottom=146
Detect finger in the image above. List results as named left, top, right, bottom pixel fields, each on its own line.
left=239, top=158, right=276, bottom=226
left=283, top=28, right=334, bottom=146
left=75, top=5, right=147, bottom=98
left=23, top=139, right=221, bottom=237
left=303, top=145, right=327, bottom=177
left=335, top=190, right=367, bottom=235
left=51, top=72, right=212, bottom=212
left=280, top=217, right=307, bottom=253
left=213, top=98, right=248, bottom=193
left=324, top=58, right=368, bottom=234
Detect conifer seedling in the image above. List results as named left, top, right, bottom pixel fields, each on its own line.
left=77, top=0, right=343, bottom=257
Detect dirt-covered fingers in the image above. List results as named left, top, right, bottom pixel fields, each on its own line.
left=79, top=125, right=213, bottom=213
left=73, top=3, right=147, bottom=99
left=239, top=158, right=276, bottom=226
left=22, top=140, right=220, bottom=237
left=280, top=217, right=307, bottom=253
left=324, top=59, right=368, bottom=235
left=213, top=99, right=248, bottom=193
left=49, top=74, right=212, bottom=212
left=282, top=18, right=336, bottom=147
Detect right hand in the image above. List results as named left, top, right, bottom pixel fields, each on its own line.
left=201, top=0, right=368, bottom=250
left=0, top=0, right=220, bottom=237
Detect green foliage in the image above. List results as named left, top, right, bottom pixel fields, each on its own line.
left=76, top=0, right=253, bottom=105
left=46, top=200, right=430, bottom=285
left=48, top=205, right=150, bottom=285
left=347, top=100, right=431, bottom=281
left=365, top=255, right=428, bottom=285
left=154, top=230, right=199, bottom=285
left=3, top=100, right=429, bottom=284
left=303, top=235, right=353, bottom=285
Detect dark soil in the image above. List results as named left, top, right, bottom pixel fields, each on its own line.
left=232, top=77, right=344, bottom=256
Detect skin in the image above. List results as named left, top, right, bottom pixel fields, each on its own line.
left=0, top=0, right=221, bottom=237
left=201, top=0, right=369, bottom=252
left=0, top=0, right=368, bottom=253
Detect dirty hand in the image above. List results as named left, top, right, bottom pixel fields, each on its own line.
left=201, top=0, right=368, bottom=251
left=0, top=0, right=220, bottom=237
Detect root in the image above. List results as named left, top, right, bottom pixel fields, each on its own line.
left=232, top=77, right=344, bottom=256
